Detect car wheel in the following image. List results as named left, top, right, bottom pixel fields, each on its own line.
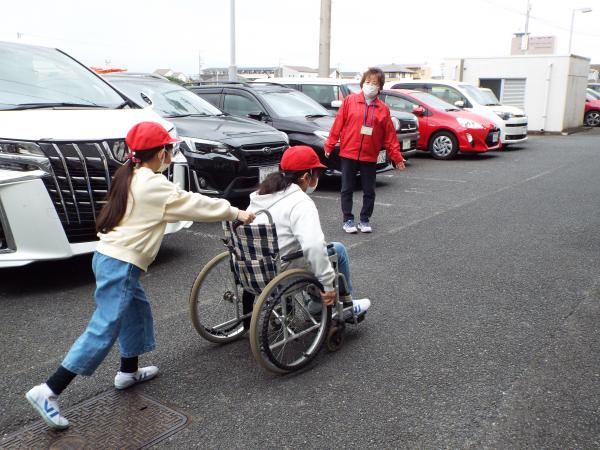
left=429, top=131, right=459, bottom=160
left=584, top=110, right=600, bottom=127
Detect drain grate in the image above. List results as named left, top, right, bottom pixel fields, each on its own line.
left=1, top=390, right=188, bottom=449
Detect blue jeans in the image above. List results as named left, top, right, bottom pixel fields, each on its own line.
left=62, top=252, right=156, bottom=376
left=329, top=242, right=353, bottom=295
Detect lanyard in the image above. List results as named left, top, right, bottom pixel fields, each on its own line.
left=363, top=102, right=376, bottom=127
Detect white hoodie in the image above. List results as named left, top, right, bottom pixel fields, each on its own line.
left=248, top=184, right=336, bottom=291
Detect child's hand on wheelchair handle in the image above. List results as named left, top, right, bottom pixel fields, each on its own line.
left=236, top=210, right=256, bottom=225
left=320, top=290, right=336, bottom=306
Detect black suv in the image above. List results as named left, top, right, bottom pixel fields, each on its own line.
left=255, top=78, right=419, bottom=158
left=189, top=83, right=395, bottom=175
left=105, top=74, right=288, bottom=198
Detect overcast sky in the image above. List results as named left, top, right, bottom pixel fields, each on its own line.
left=2, top=0, right=599, bottom=75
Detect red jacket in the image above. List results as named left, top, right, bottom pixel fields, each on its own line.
left=324, top=92, right=404, bottom=165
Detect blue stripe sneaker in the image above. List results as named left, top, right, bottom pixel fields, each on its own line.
left=352, top=298, right=371, bottom=314
left=25, top=384, right=69, bottom=429
left=114, top=366, right=159, bottom=390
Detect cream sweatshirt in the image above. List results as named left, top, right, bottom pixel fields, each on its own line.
left=97, top=167, right=239, bottom=271
left=247, top=184, right=336, bottom=291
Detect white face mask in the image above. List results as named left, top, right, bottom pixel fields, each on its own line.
left=157, top=151, right=170, bottom=173
left=362, top=84, right=379, bottom=99
left=306, top=178, right=318, bottom=194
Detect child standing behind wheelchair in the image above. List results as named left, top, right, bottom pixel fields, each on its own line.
left=247, top=145, right=370, bottom=313
left=25, top=121, right=255, bottom=430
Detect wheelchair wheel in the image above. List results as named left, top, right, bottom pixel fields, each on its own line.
left=189, top=251, right=247, bottom=343
left=249, top=269, right=332, bottom=373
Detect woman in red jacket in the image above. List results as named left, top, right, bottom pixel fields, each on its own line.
left=324, top=67, right=405, bottom=233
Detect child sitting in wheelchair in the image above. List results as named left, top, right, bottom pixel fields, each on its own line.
left=247, top=145, right=371, bottom=316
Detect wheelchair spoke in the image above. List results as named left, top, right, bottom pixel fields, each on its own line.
left=268, top=323, right=321, bottom=350
left=190, top=252, right=248, bottom=343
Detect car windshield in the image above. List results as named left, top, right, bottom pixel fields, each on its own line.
left=109, top=78, right=222, bottom=117
left=410, top=91, right=458, bottom=111
left=261, top=90, right=331, bottom=118
left=0, top=42, right=125, bottom=110
left=460, top=84, right=491, bottom=105
left=346, top=83, right=361, bottom=93
left=477, top=88, right=501, bottom=106
left=587, top=89, right=600, bottom=100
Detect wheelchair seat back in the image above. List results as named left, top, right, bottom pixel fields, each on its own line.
left=222, top=217, right=280, bottom=296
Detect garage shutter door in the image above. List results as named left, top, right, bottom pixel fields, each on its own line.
left=501, top=78, right=526, bottom=110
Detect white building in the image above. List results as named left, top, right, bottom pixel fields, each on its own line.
left=442, top=55, right=590, bottom=132
left=277, top=65, right=319, bottom=78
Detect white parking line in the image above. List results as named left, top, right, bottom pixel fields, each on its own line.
left=401, top=176, right=468, bottom=183
left=346, top=167, right=559, bottom=250
left=184, top=229, right=222, bottom=240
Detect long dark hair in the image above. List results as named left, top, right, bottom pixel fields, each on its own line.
left=96, top=146, right=163, bottom=233
left=257, top=168, right=322, bottom=195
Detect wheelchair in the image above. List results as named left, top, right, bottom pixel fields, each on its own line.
left=188, top=210, right=367, bottom=374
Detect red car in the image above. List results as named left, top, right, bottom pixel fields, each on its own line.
left=584, top=92, right=600, bottom=127
left=380, top=89, right=501, bottom=160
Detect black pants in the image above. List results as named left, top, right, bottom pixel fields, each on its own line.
left=340, top=157, right=377, bottom=223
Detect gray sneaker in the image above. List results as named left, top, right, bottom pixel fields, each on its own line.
left=343, top=220, right=358, bottom=234
left=357, top=221, right=372, bottom=233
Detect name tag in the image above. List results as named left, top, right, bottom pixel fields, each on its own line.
left=360, top=126, right=373, bottom=136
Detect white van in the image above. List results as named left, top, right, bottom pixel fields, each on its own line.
left=0, top=41, right=189, bottom=268
left=387, top=79, right=528, bottom=145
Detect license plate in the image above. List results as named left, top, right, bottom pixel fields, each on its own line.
left=259, top=165, right=278, bottom=183
left=492, top=132, right=499, bottom=143
left=377, top=150, right=387, bottom=164
left=402, top=139, right=411, bottom=150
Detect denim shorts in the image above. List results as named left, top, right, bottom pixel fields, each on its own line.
left=62, top=252, right=156, bottom=376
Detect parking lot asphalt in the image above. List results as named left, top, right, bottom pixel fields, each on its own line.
left=1, top=129, right=600, bottom=448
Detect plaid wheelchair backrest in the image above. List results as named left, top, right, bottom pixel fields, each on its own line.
left=222, top=220, right=280, bottom=295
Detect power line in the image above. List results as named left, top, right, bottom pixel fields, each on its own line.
left=478, top=0, right=600, bottom=37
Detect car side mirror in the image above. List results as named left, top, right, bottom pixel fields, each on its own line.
left=412, top=106, right=425, bottom=116
left=248, top=111, right=268, bottom=122
left=454, top=100, right=465, bottom=108
left=330, top=100, right=343, bottom=108
left=391, top=116, right=400, bottom=131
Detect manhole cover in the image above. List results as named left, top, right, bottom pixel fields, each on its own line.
left=1, top=390, right=188, bottom=449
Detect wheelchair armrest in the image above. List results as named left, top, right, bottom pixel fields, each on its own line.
left=281, top=250, right=304, bottom=262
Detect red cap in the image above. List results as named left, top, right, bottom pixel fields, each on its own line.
left=125, top=121, right=179, bottom=152
left=280, top=145, right=327, bottom=172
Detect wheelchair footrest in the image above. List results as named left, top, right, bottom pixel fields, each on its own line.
left=340, top=307, right=366, bottom=325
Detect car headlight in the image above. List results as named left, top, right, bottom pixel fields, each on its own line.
left=494, top=111, right=513, bottom=121
left=181, top=137, right=230, bottom=154
left=456, top=117, right=484, bottom=129
left=313, top=130, right=330, bottom=140
left=280, top=132, right=289, bottom=145
left=167, top=127, right=182, bottom=155
left=0, top=140, right=50, bottom=171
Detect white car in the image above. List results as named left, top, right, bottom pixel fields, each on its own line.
left=387, top=79, right=528, bottom=145
left=0, top=41, right=189, bottom=268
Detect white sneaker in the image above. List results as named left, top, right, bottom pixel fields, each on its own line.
left=25, top=384, right=69, bottom=430
left=343, top=220, right=358, bottom=234
left=114, top=366, right=159, bottom=390
left=357, top=221, right=372, bottom=233
left=352, top=298, right=371, bottom=314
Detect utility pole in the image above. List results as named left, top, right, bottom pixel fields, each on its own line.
left=198, top=52, right=203, bottom=82
left=318, top=0, right=331, bottom=78
left=229, top=0, right=237, bottom=81
left=522, top=0, right=531, bottom=53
